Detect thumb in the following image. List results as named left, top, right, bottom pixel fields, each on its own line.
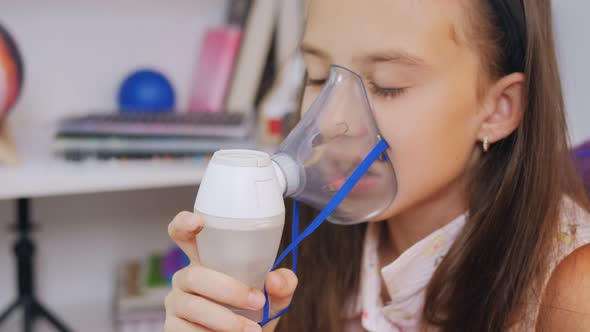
left=167, top=211, right=204, bottom=263
left=262, top=268, right=298, bottom=331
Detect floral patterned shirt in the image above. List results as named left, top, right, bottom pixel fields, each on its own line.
left=346, top=199, right=590, bottom=331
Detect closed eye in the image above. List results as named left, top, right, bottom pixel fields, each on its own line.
left=368, top=82, right=407, bottom=99
left=306, top=77, right=407, bottom=99
left=306, top=78, right=327, bottom=86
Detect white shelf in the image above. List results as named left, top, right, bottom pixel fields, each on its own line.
left=0, top=124, right=207, bottom=200
left=0, top=157, right=206, bottom=200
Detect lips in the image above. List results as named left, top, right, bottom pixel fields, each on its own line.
left=326, top=158, right=383, bottom=194
left=329, top=172, right=382, bottom=194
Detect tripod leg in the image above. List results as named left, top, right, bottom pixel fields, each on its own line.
left=0, top=299, right=20, bottom=325
left=23, top=298, right=34, bottom=332
left=35, top=301, right=72, bottom=332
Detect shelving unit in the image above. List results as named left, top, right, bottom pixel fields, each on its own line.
left=0, top=124, right=208, bottom=331
left=0, top=121, right=277, bottom=331
left=0, top=157, right=206, bottom=201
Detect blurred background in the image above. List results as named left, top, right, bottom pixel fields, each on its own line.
left=0, top=1, right=304, bottom=331
left=0, top=1, right=587, bottom=332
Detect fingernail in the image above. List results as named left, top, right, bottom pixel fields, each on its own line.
left=269, top=272, right=284, bottom=289
left=187, top=215, right=200, bottom=228
left=248, top=290, right=266, bottom=310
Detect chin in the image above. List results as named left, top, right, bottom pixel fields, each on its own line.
left=366, top=197, right=406, bottom=223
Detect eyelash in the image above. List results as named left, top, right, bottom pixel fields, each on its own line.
left=368, top=82, right=407, bottom=99
left=306, top=78, right=407, bottom=99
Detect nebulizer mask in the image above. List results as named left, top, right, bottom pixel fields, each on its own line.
left=194, top=65, right=398, bottom=324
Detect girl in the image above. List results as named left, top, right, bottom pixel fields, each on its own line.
left=165, top=0, right=590, bottom=331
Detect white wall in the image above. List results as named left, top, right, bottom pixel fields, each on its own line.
left=552, top=1, right=589, bottom=145
left=0, top=1, right=226, bottom=331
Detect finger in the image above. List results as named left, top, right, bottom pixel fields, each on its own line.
left=173, top=265, right=267, bottom=311
left=167, top=289, right=261, bottom=332
left=262, top=269, right=298, bottom=331
left=266, top=269, right=298, bottom=312
left=168, top=211, right=204, bottom=263
left=165, top=315, right=213, bottom=332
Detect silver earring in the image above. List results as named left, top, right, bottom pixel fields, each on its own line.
left=483, top=136, right=490, bottom=153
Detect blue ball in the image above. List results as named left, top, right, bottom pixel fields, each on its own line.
left=118, top=69, right=175, bottom=113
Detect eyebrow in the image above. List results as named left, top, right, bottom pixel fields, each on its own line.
left=356, top=49, right=426, bottom=67
left=300, top=43, right=330, bottom=60
left=300, top=42, right=426, bottom=67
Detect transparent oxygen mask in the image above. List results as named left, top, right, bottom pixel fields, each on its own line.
left=272, top=65, right=397, bottom=224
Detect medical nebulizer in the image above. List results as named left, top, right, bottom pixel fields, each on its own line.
left=194, top=65, right=397, bottom=323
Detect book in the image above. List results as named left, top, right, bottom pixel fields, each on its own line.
left=53, top=111, right=257, bottom=161
left=226, top=0, right=253, bottom=27
left=189, top=26, right=243, bottom=113
left=224, top=0, right=279, bottom=113
left=113, top=259, right=168, bottom=332
left=53, top=135, right=256, bottom=160
left=56, top=112, right=255, bottom=138
left=276, top=0, right=305, bottom=66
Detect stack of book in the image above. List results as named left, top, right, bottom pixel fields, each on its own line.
left=53, top=112, right=256, bottom=161
left=113, top=255, right=171, bottom=332
left=113, top=246, right=190, bottom=332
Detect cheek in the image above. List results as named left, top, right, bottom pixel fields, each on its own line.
left=374, top=78, right=480, bottom=213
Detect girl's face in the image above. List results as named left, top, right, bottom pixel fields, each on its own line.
left=301, top=0, right=489, bottom=220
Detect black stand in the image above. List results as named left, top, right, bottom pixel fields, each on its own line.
left=0, top=198, right=71, bottom=332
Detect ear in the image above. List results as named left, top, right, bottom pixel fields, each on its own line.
left=477, top=73, right=526, bottom=146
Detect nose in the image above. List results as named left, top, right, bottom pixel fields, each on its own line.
left=317, top=67, right=371, bottom=140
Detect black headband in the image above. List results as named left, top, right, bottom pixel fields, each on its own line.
left=489, top=0, right=528, bottom=73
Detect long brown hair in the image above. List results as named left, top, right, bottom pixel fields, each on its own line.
left=276, top=1, right=589, bottom=331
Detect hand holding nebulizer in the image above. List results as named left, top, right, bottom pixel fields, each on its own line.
left=194, top=150, right=286, bottom=321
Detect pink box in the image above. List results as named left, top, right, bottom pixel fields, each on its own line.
left=189, top=26, right=242, bottom=113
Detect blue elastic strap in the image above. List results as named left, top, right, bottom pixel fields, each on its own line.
left=258, top=139, right=389, bottom=326
left=259, top=200, right=300, bottom=325
left=292, top=200, right=299, bottom=273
